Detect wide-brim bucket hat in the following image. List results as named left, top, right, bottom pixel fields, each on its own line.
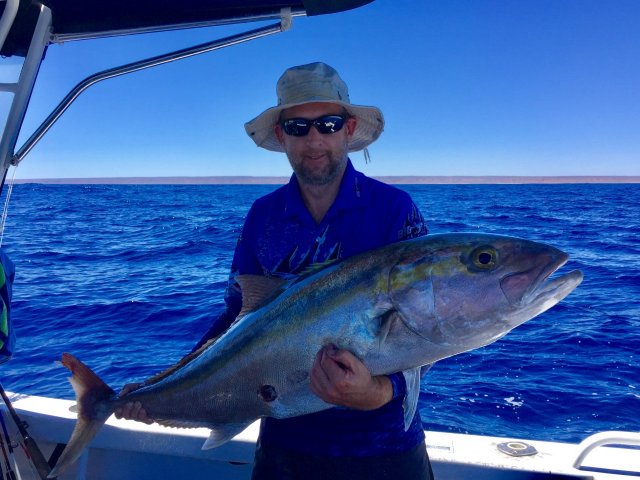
left=245, top=62, right=384, bottom=153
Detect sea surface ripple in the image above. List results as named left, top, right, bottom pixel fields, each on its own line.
left=1, top=183, right=638, bottom=443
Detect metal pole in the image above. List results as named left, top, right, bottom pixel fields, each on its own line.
left=11, top=19, right=288, bottom=166
left=0, top=4, right=52, bottom=177
left=0, top=386, right=50, bottom=480
left=0, top=412, right=21, bottom=480
left=0, top=419, right=16, bottom=480
left=0, top=0, right=20, bottom=49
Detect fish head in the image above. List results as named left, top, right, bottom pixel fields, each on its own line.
left=388, top=233, right=583, bottom=354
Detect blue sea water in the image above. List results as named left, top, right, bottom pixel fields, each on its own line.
left=0, top=183, right=638, bottom=444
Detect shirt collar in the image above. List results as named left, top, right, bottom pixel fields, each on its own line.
left=284, top=159, right=364, bottom=221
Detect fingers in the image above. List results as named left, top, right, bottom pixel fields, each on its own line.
left=114, top=383, right=153, bottom=424
left=319, top=346, right=352, bottom=378
left=310, top=345, right=393, bottom=410
left=119, top=382, right=144, bottom=397
left=311, top=346, right=351, bottom=385
left=114, top=401, right=153, bottom=424
left=310, top=348, right=335, bottom=398
left=310, top=345, right=364, bottom=404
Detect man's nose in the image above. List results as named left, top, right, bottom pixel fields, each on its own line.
left=304, top=125, right=325, bottom=143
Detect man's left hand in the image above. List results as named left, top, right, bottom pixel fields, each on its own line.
left=310, top=344, right=392, bottom=410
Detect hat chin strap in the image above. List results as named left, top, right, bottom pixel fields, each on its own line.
left=363, top=147, right=371, bottom=164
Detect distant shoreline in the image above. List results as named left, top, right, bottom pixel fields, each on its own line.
left=11, top=176, right=640, bottom=185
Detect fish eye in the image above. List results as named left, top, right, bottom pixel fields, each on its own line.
left=471, top=247, right=498, bottom=270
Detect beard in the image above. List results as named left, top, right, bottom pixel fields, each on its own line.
left=288, top=149, right=349, bottom=186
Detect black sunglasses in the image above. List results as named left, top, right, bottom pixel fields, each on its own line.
left=280, top=115, right=346, bottom=136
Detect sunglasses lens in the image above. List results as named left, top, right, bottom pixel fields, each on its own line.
left=281, top=115, right=345, bottom=136
left=315, top=116, right=345, bottom=134
left=282, top=119, right=311, bottom=136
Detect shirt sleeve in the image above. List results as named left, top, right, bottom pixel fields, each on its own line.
left=388, top=371, right=407, bottom=400
left=387, top=191, right=428, bottom=243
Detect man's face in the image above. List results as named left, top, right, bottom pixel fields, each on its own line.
left=274, top=102, right=357, bottom=186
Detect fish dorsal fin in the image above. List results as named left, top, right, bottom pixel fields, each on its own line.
left=236, top=275, right=290, bottom=319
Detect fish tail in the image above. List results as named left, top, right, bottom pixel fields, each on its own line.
left=48, top=353, right=116, bottom=478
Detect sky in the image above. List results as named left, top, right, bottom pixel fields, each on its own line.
left=2, top=0, right=639, bottom=179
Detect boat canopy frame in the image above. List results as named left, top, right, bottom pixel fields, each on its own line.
left=0, top=0, right=374, bottom=191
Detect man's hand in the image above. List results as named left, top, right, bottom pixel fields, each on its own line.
left=113, top=383, right=154, bottom=425
left=310, top=345, right=392, bottom=410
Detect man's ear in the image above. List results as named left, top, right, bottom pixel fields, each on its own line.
left=274, top=124, right=285, bottom=145
left=346, top=116, right=357, bottom=137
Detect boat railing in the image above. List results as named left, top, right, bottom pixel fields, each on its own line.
left=573, top=431, right=640, bottom=476
left=0, top=3, right=51, bottom=184
left=0, top=4, right=294, bottom=192
left=0, top=0, right=19, bottom=48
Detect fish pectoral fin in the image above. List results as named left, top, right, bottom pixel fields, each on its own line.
left=402, top=367, right=422, bottom=431
left=202, top=422, right=254, bottom=450
left=377, top=308, right=400, bottom=345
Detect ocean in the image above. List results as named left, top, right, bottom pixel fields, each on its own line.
left=0, top=183, right=638, bottom=444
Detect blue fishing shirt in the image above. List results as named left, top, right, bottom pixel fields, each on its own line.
left=196, top=160, right=428, bottom=457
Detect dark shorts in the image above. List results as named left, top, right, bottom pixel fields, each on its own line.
left=251, top=441, right=434, bottom=480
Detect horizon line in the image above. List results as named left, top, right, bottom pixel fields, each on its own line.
left=10, top=175, right=640, bottom=185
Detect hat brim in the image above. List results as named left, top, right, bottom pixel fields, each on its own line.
left=244, top=100, right=384, bottom=153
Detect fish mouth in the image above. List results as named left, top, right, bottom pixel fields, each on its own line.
left=501, top=251, right=583, bottom=310
left=528, top=267, right=583, bottom=308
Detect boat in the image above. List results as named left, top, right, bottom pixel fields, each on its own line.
left=0, top=1, right=638, bottom=479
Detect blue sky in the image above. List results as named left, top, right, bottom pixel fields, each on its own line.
left=4, top=0, right=640, bottom=179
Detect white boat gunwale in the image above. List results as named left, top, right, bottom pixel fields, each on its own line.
left=4, top=392, right=640, bottom=480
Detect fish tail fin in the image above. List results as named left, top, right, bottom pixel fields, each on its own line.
left=48, top=353, right=116, bottom=478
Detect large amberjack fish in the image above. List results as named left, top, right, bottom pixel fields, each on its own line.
left=49, top=233, right=582, bottom=477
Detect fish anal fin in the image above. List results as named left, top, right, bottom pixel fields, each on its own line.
left=236, top=275, right=289, bottom=318
left=402, top=367, right=422, bottom=431
left=153, top=418, right=213, bottom=429
left=202, top=422, right=254, bottom=450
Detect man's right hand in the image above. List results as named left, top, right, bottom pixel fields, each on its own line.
left=113, top=383, right=154, bottom=425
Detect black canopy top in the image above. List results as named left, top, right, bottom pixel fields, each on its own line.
left=1, top=0, right=373, bottom=57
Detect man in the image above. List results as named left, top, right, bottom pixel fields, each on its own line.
left=117, top=62, right=433, bottom=480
